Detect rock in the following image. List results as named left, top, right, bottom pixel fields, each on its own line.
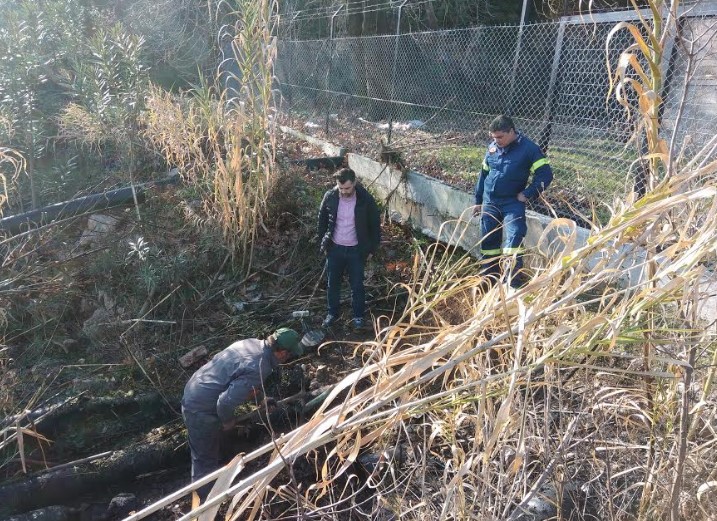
left=105, top=493, right=137, bottom=518
left=97, top=290, right=115, bottom=311
left=5, top=505, right=75, bottom=521
left=61, top=339, right=78, bottom=353
left=178, top=346, right=208, bottom=369
left=227, top=300, right=247, bottom=313
left=81, top=307, right=115, bottom=338
left=513, top=482, right=597, bottom=521
left=71, top=377, right=119, bottom=393
left=314, top=365, right=331, bottom=384
left=78, top=214, right=120, bottom=248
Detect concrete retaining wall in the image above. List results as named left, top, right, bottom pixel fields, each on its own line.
left=280, top=125, right=346, bottom=157
left=346, top=153, right=573, bottom=257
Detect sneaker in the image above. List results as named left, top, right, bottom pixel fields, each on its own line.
left=322, top=314, right=337, bottom=328
left=352, top=317, right=365, bottom=329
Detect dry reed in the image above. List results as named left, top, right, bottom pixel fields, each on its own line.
left=124, top=150, right=716, bottom=521
left=143, top=0, right=278, bottom=274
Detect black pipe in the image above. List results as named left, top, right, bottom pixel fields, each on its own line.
left=0, top=175, right=180, bottom=236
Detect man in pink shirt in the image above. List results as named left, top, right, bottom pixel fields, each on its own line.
left=317, top=168, right=381, bottom=329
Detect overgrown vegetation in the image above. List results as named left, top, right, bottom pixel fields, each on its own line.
left=1, top=0, right=716, bottom=519
left=144, top=0, right=279, bottom=272
left=124, top=1, right=717, bottom=520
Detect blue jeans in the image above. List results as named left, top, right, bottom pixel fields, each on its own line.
left=480, top=199, right=527, bottom=287
left=326, top=245, right=365, bottom=319
left=182, top=407, right=222, bottom=499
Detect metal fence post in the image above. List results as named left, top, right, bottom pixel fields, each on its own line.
left=325, top=5, right=344, bottom=136
left=507, top=0, right=529, bottom=114
left=538, top=19, right=567, bottom=153
left=387, top=0, right=409, bottom=145
left=285, top=11, right=300, bottom=125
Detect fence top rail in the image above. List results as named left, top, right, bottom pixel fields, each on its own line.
left=561, top=2, right=717, bottom=24
left=279, top=4, right=716, bottom=44
left=279, top=21, right=566, bottom=44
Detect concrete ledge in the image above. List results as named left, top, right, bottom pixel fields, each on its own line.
left=347, top=153, right=577, bottom=258
left=280, top=125, right=346, bottom=157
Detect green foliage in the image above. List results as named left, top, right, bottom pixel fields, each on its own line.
left=59, top=22, right=151, bottom=176
left=0, top=0, right=91, bottom=207
left=0, top=1, right=164, bottom=208
left=415, top=145, right=484, bottom=180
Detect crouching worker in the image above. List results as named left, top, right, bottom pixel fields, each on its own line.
left=181, top=328, right=303, bottom=498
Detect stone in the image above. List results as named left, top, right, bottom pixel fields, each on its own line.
left=79, top=214, right=120, bottom=248
left=5, top=505, right=75, bottom=521
left=61, top=339, right=78, bottom=352
left=178, top=346, right=208, bottom=369
left=105, top=493, right=137, bottom=518
left=81, top=308, right=115, bottom=339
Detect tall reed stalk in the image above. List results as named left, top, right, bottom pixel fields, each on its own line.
left=144, top=0, right=278, bottom=273
left=126, top=147, right=717, bottom=520
left=0, top=147, right=23, bottom=217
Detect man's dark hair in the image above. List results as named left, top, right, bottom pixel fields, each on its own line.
left=333, top=167, right=356, bottom=184
left=489, top=115, right=515, bottom=133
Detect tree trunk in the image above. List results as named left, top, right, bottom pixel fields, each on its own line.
left=424, top=0, right=439, bottom=30
left=347, top=0, right=367, bottom=99
left=0, top=429, right=187, bottom=517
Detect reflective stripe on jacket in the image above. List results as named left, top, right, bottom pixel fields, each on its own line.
left=475, top=132, right=553, bottom=204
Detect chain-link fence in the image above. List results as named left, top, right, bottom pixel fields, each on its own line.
left=275, top=5, right=717, bottom=224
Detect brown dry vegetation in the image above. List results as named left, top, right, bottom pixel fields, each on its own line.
left=126, top=2, right=717, bottom=520
left=2, top=1, right=716, bottom=520
left=0, top=151, right=417, bottom=517
left=128, top=137, right=717, bottom=521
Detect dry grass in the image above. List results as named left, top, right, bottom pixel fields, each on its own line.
left=0, top=147, right=23, bottom=217
left=124, top=142, right=716, bottom=521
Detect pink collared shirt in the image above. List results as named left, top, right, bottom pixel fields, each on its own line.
left=332, top=193, right=359, bottom=246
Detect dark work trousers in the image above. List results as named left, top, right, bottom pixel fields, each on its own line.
left=326, top=244, right=366, bottom=319
left=480, top=199, right=527, bottom=287
left=182, top=407, right=222, bottom=500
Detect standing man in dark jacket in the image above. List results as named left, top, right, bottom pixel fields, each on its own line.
left=181, top=328, right=303, bottom=498
left=473, top=115, right=553, bottom=288
left=317, top=167, right=381, bottom=329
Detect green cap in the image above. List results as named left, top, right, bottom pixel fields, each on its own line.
left=272, top=328, right=303, bottom=356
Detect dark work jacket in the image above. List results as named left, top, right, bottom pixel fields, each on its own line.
left=475, top=132, right=553, bottom=204
left=317, top=184, right=381, bottom=257
left=181, top=339, right=277, bottom=424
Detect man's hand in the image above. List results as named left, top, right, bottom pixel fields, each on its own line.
left=472, top=205, right=481, bottom=217
left=517, top=192, right=528, bottom=203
